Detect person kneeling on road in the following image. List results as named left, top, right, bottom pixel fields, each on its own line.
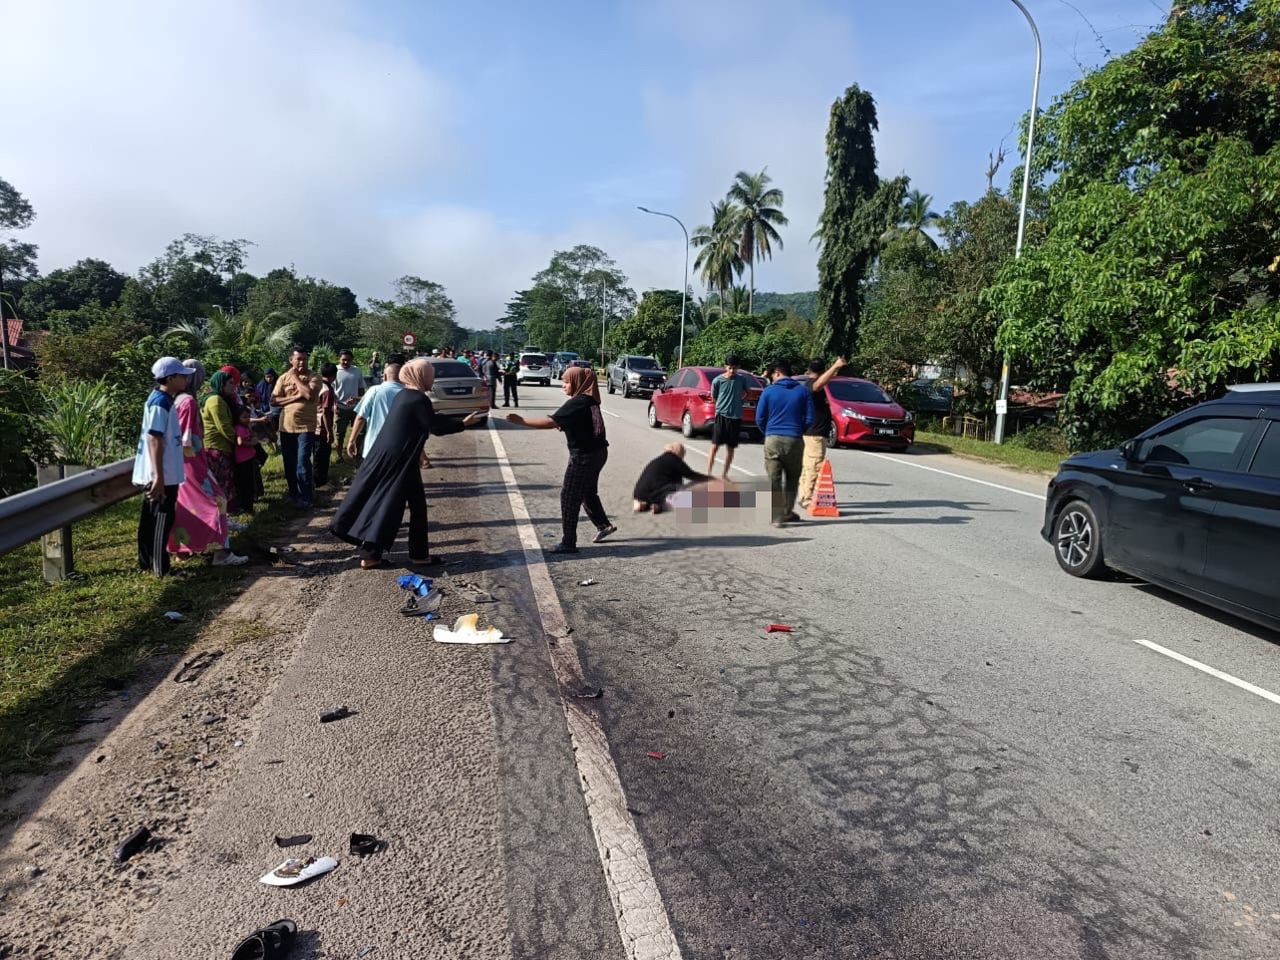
left=633, top=442, right=711, bottom=513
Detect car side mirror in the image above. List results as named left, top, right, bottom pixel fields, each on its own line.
left=1119, top=439, right=1137, bottom=461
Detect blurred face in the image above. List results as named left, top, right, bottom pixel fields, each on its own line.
left=339, top=353, right=353, bottom=368
left=265, top=371, right=276, bottom=384
left=291, top=351, right=308, bottom=372
left=724, top=363, right=739, bottom=377
left=162, top=373, right=189, bottom=393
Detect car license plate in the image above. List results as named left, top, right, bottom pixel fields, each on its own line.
left=447, top=387, right=471, bottom=395
left=876, top=428, right=897, bottom=436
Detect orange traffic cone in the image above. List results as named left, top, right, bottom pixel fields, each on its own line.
left=808, top=459, right=839, bottom=517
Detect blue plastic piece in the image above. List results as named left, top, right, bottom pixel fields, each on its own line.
left=397, top=574, right=434, bottom=597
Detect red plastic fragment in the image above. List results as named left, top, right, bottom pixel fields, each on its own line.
left=765, top=623, right=794, bottom=633
left=645, top=751, right=666, bottom=760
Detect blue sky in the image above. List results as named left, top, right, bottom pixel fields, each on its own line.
left=6, top=0, right=1166, bottom=326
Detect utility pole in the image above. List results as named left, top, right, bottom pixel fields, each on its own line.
left=994, top=0, right=1042, bottom=444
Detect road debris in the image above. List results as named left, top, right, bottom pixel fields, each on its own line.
left=199, top=714, right=222, bottom=726
left=162, top=611, right=185, bottom=623
left=173, top=650, right=223, bottom=683
left=349, top=833, right=387, bottom=856
left=765, top=624, right=793, bottom=633
left=274, top=834, right=312, bottom=848
left=114, top=826, right=155, bottom=863
left=463, top=589, right=497, bottom=603
left=320, top=705, right=354, bottom=724
left=645, top=751, right=666, bottom=761
left=231, top=919, right=297, bottom=960
left=401, top=589, right=442, bottom=617
left=259, top=856, right=339, bottom=887
left=571, top=685, right=604, bottom=699
left=433, top=613, right=511, bottom=645
left=579, top=578, right=598, bottom=586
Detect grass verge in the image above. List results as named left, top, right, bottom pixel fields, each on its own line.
left=913, top=430, right=1068, bottom=475
left=0, top=453, right=352, bottom=784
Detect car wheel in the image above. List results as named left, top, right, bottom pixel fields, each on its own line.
left=622, top=380, right=632, bottom=399
left=648, top=404, right=661, bottom=428
left=1053, top=499, right=1107, bottom=579
left=826, top=421, right=839, bottom=449
left=681, top=410, right=694, bottom=438
left=607, top=377, right=615, bottom=395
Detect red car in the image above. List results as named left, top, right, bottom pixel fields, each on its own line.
left=825, top=377, right=915, bottom=451
left=648, top=366, right=767, bottom=438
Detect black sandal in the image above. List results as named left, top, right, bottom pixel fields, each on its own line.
left=231, top=919, right=297, bottom=960
left=409, top=555, right=443, bottom=566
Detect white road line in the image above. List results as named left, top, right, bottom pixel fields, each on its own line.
left=861, top=451, right=1046, bottom=500
left=488, top=424, right=684, bottom=960
left=1128, top=636, right=1280, bottom=706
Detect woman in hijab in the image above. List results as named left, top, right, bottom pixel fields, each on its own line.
left=506, top=365, right=616, bottom=553
left=254, top=369, right=277, bottom=414
left=331, top=358, right=485, bottom=569
left=202, top=371, right=241, bottom=512
left=167, top=360, right=247, bottom=566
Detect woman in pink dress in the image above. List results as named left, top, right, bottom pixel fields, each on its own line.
left=167, top=360, right=247, bottom=566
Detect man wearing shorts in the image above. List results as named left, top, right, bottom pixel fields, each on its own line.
left=706, top=354, right=745, bottom=477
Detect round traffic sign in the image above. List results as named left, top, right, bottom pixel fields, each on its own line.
left=402, top=332, right=416, bottom=347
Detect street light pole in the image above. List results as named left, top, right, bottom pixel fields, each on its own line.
left=637, top=206, right=689, bottom=367
left=994, top=0, right=1042, bottom=445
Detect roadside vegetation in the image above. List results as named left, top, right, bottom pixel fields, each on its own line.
left=912, top=429, right=1067, bottom=476
left=0, top=456, right=351, bottom=783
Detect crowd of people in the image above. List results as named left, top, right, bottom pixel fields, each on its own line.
left=134, top=344, right=848, bottom=577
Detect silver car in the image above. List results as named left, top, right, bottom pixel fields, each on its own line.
left=517, top=352, right=552, bottom=386
left=426, top=358, right=489, bottom=421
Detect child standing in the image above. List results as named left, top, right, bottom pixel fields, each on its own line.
left=234, top=406, right=261, bottom=514
left=135, top=357, right=193, bottom=576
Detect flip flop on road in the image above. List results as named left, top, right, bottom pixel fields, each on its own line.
left=259, top=856, right=339, bottom=887
left=231, top=919, right=297, bottom=960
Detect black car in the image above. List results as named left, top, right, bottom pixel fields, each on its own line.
left=1042, top=384, right=1280, bottom=631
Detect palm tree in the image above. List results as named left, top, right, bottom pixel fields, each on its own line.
left=727, top=169, right=788, bottom=314
left=164, top=307, right=295, bottom=356
left=727, top=285, right=751, bottom=315
left=887, top=189, right=941, bottom=248
left=691, top=200, right=745, bottom=314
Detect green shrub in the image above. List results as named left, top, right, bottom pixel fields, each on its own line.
left=0, top=370, right=49, bottom=495
left=1006, top=423, right=1071, bottom=455
left=37, top=378, right=127, bottom=466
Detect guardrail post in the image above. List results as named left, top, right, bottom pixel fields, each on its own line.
left=37, top=464, right=86, bottom=582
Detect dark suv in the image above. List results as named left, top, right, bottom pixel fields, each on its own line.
left=1042, top=384, right=1280, bottom=631
left=607, top=355, right=666, bottom=398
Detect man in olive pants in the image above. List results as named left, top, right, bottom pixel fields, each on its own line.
left=753, top=360, right=815, bottom=527
left=798, top=356, right=847, bottom=508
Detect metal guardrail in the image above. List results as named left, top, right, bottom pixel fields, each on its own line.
left=0, top=458, right=139, bottom=581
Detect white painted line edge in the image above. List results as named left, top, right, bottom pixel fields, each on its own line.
left=862, top=450, right=1046, bottom=500
left=1129, top=636, right=1280, bottom=706
left=488, top=423, right=684, bottom=960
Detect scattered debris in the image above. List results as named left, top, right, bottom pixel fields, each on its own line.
left=259, top=856, right=339, bottom=887
left=114, top=826, right=154, bottom=863
left=320, top=705, right=354, bottom=724
left=349, top=833, right=387, bottom=856
left=645, top=751, right=666, bottom=761
left=667, top=710, right=675, bottom=719
left=397, top=573, right=434, bottom=597
left=433, top=613, right=511, bottom=645
left=578, top=578, right=598, bottom=586
left=199, top=714, right=222, bottom=726
left=401, top=588, right=443, bottom=617
left=358, top=947, right=376, bottom=958
left=231, top=921, right=298, bottom=960
left=269, top=546, right=297, bottom=556
left=275, top=834, right=313, bottom=848
left=173, top=650, right=223, bottom=683
left=765, top=624, right=793, bottom=633
left=571, top=685, right=603, bottom=699
left=162, top=611, right=186, bottom=623
left=463, top=589, right=496, bottom=603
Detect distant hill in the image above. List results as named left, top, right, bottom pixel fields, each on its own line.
left=752, top=291, right=817, bottom=321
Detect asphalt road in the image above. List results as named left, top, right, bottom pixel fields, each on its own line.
left=116, top=381, right=1280, bottom=959
left=485, top=383, right=1280, bottom=959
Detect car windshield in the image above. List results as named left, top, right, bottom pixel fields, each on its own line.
left=431, top=361, right=477, bottom=379
left=521, top=355, right=548, bottom=364
left=829, top=380, right=892, bottom=403
left=630, top=357, right=661, bottom=370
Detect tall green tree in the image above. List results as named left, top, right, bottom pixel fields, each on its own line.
left=691, top=199, right=744, bottom=313
left=19, top=259, right=128, bottom=326
left=814, top=84, right=906, bottom=357
left=606, top=289, right=701, bottom=366
left=727, top=170, right=787, bottom=314
left=887, top=189, right=941, bottom=249
left=991, top=0, right=1280, bottom=447
left=521, top=245, right=635, bottom=360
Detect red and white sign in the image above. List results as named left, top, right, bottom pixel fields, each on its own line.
left=402, top=332, right=416, bottom=347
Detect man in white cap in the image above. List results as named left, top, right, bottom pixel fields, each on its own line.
left=134, top=357, right=193, bottom=576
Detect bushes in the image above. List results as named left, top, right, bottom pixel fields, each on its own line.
left=38, top=378, right=127, bottom=466
left=1006, top=424, right=1071, bottom=455
left=0, top=370, right=49, bottom=496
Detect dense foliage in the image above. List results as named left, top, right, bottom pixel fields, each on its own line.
left=991, top=0, right=1280, bottom=447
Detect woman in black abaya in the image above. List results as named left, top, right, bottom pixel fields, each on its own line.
left=331, top=359, right=484, bottom=568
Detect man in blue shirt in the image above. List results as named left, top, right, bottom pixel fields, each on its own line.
left=706, top=354, right=745, bottom=477
left=134, top=357, right=193, bottom=575
left=347, top=361, right=405, bottom=458
left=754, top=359, right=815, bottom=526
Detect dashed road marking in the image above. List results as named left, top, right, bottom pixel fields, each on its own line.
left=488, top=423, right=684, bottom=960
